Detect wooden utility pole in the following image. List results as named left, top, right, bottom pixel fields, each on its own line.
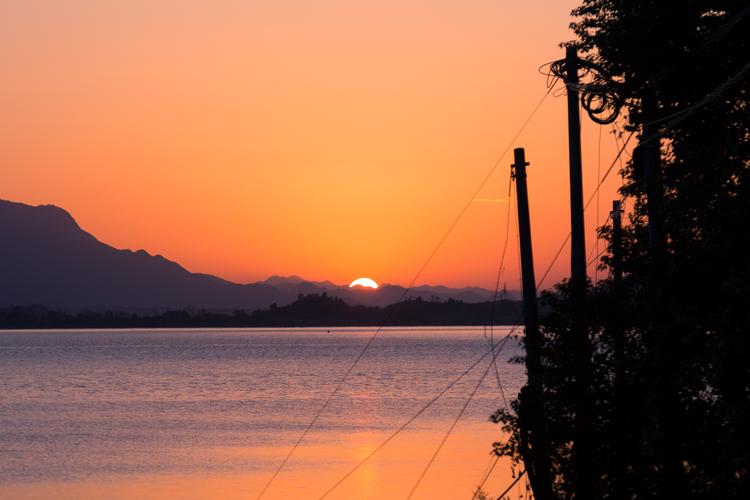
left=564, top=46, right=594, bottom=498
left=611, top=200, right=623, bottom=287
left=611, top=199, right=624, bottom=377
left=611, top=198, right=624, bottom=403
left=611, top=199, right=627, bottom=497
left=565, top=46, right=588, bottom=291
left=512, top=147, right=554, bottom=500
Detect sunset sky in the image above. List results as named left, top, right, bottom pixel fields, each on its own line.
left=1, top=0, right=627, bottom=289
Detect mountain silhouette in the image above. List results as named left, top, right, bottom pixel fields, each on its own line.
left=0, top=199, right=281, bottom=311
left=0, top=199, right=518, bottom=311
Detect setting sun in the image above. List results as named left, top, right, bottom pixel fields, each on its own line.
left=349, top=277, right=379, bottom=289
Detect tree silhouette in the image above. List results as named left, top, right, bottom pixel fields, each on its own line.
left=494, top=2, right=749, bottom=498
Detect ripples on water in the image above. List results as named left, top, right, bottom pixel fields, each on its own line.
left=0, top=327, right=526, bottom=499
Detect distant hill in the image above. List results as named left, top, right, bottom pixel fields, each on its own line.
left=0, top=199, right=520, bottom=312
left=0, top=199, right=279, bottom=311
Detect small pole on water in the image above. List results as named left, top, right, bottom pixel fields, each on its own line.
left=512, top=147, right=553, bottom=500
left=564, top=46, right=594, bottom=498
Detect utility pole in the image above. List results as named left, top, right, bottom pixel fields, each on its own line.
left=611, top=200, right=623, bottom=287
left=611, top=200, right=624, bottom=378
left=565, top=46, right=588, bottom=292
left=512, top=148, right=554, bottom=500
left=611, top=198, right=624, bottom=413
left=610, top=199, right=627, bottom=497
left=564, top=46, right=594, bottom=499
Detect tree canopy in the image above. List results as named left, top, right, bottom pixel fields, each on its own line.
left=494, top=2, right=749, bottom=498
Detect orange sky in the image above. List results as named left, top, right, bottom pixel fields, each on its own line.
left=1, top=0, right=627, bottom=289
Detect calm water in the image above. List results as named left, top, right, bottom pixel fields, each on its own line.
left=0, top=327, right=526, bottom=499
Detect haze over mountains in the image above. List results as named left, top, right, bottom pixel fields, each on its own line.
left=0, top=199, right=518, bottom=312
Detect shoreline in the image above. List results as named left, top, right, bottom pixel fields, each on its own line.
left=0, top=321, right=520, bottom=330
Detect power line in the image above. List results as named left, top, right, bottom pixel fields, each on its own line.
left=486, top=12, right=750, bottom=499
left=263, top=10, right=747, bottom=498
left=579, top=11, right=750, bottom=274
left=584, top=131, right=635, bottom=211
left=586, top=211, right=612, bottom=264
left=496, top=470, right=526, bottom=499
left=401, top=192, right=594, bottom=497
left=474, top=454, right=501, bottom=499
left=480, top=126, right=632, bottom=500
left=487, top=326, right=511, bottom=412
left=407, top=358, right=502, bottom=500
left=405, top=356, right=498, bottom=499
left=316, top=152, right=601, bottom=496
left=642, top=60, right=750, bottom=140
left=536, top=228, right=570, bottom=290
left=486, top=172, right=516, bottom=411
left=255, top=83, right=558, bottom=499
left=531, top=127, right=633, bottom=290
left=642, top=4, right=750, bottom=90
left=318, top=184, right=582, bottom=498
left=581, top=52, right=750, bottom=276
left=587, top=244, right=609, bottom=269
left=264, top=46, right=629, bottom=498
left=316, top=325, right=520, bottom=499
left=474, top=166, right=535, bottom=499
left=702, top=4, right=750, bottom=46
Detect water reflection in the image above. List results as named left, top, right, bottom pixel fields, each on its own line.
left=0, top=327, right=525, bottom=499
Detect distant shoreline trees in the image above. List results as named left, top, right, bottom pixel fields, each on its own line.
left=0, top=293, right=523, bottom=329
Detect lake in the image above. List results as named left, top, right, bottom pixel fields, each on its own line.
left=0, top=327, right=527, bottom=499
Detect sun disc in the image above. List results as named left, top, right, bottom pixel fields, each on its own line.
left=349, top=277, right=379, bottom=289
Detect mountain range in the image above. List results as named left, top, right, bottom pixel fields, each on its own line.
left=0, top=199, right=518, bottom=312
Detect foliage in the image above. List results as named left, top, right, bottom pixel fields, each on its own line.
left=0, top=294, right=523, bottom=329
left=494, top=1, right=749, bottom=498
left=472, top=486, right=491, bottom=500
